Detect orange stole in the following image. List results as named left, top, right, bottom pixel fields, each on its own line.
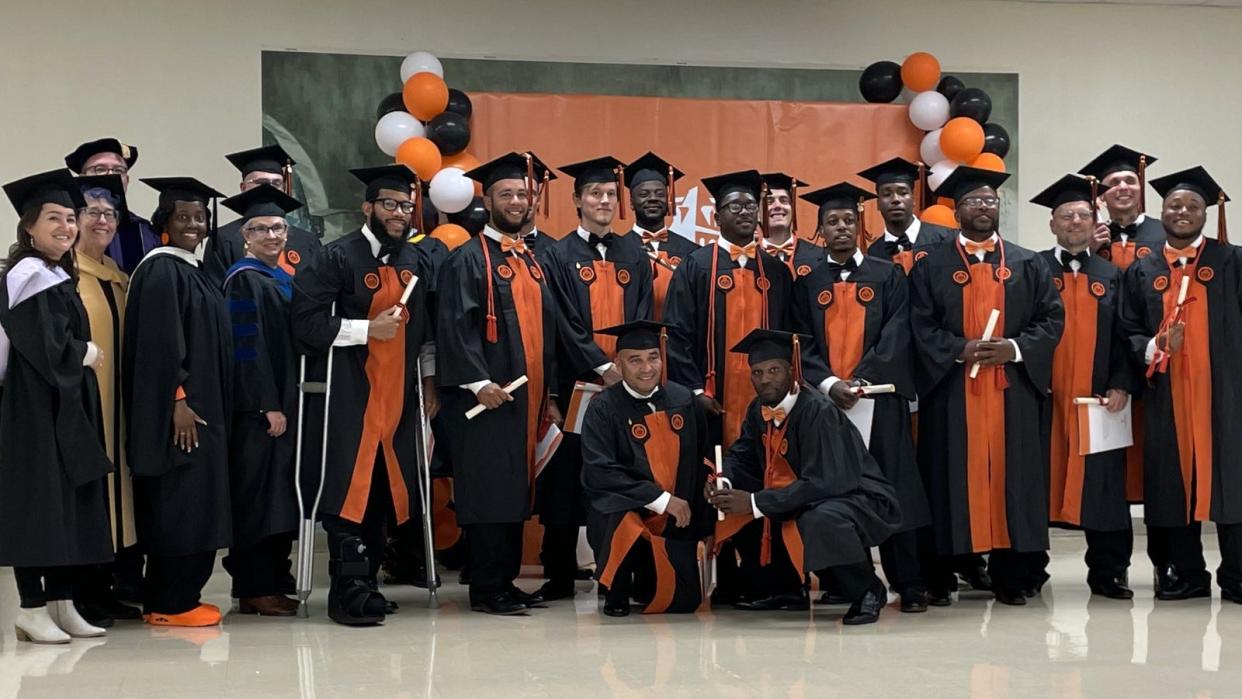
left=824, top=282, right=867, bottom=381
left=893, top=250, right=915, bottom=275
left=962, top=262, right=1010, bottom=551
left=596, top=412, right=683, bottom=613
left=721, top=268, right=766, bottom=447
left=1109, top=240, right=1141, bottom=271
left=1111, top=243, right=1146, bottom=499
left=508, top=256, right=546, bottom=484
left=339, top=267, right=412, bottom=524
left=587, top=261, right=625, bottom=358
left=1048, top=272, right=1098, bottom=525
left=1164, top=263, right=1213, bottom=522
left=651, top=251, right=675, bottom=321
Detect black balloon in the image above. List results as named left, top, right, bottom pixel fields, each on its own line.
left=447, top=196, right=489, bottom=235
left=859, top=61, right=903, bottom=103
left=446, top=88, right=473, bottom=119
left=936, top=75, right=965, bottom=103
left=950, top=88, right=992, bottom=124
left=376, top=92, right=407, bottom=121
left=982, top=123, right=1011, bottom=159
left=426, top=112, right=471, bottom=156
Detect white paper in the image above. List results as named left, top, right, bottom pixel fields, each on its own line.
left=844, top=398, right=876, bottom=448
left=1078, top=400, right=1134, bottom=455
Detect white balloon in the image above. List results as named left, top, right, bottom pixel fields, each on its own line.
left=429, top=167, right=474, bottom=214
left=928, top=159, right=959, bottom=192
left=374, top=112, right=425, bottom=157
left=401, top=51, right=444, bottom=82
left=921, top=130, right=946, bottom=168
left=908, top=91, right=950, bottom=131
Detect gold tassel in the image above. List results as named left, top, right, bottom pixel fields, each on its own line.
left=1219, top=192, right=1229, bottom=245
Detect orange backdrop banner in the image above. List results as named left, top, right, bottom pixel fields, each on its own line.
left=467, top=92, right=924, bottom=244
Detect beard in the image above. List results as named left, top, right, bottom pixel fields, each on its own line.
left=492, top=210, right=526, bottom=235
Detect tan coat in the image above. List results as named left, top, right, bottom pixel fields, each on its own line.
left=77, top=253, right=136, bottom=550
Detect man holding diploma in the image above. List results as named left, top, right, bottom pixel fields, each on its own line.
left=1118, top=166, right=1242, bottom=603
left=909, top=166, right=1064, bottom=606
left=791, top=182, right=933, bottom=613
left=1032, top=174, right=1136, bottom=599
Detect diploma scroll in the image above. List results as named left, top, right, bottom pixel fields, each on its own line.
left=969, top=308, right=1001, bottom=379
left=465, top=375, right=529, bottom=419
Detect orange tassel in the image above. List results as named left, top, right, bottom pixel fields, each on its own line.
left=1219, top=193, right=1229, bottom=245
left=659, top=328, right=668, bottom=385
left=1089, top=176, right=1099, bottom=223
left=283, top=160, right=294, bottom=196
left=541, top=172, right=550, bottom=218
left=1139, top=155, right=1147, bottom=213
left=524, top=153, right=536, bottom=209
left=760, top=519, right=773, bottom=566
left=667, top=165, right=676, bottom=218
left=790, top=180, right=799, bottom=236
left=480, top=236, right=499, bottom=344
left=414, top=178, right=424, bottom=236
left=916, top=162, right=927, bottom=214
left=760, top=182, right=771, bottom=238
left=791, top=334, right=803, bottom=393
left=856, top=199, right=869, bottom=251
left=616, top=165, right=627, bottom=220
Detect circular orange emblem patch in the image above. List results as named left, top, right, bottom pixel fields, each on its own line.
left=1090, top=281, right=1106, bottom=297
left=670, top=414, right=684, bottom=431
left=952, top=270, right=970, bottom=285
left=756, top=277, right=771, bottom=291
left=630, top=424, right=648, bottom=440
left=915, top=250, right=929, bottom=262
left=817, top=289, right=833, bottom=307
left=796, top=264, right=812, bottom=278
left=497, top=265, right=514, bottom=280
left=286, top=250, right=302, bottom=265
left=1153, top=275, right=1169, bottom=292
left=1198, top=267, right=1215, bottom=282
left=716, top=274, right=734, bottom=290
left=996, top=267, right=1012, bottom=281
left=400, top=269, right=414, bottom=285
left=363, top=272, right=380, bottom=290
left=779, top=439, right=789, bottom=455
left=1136, top=246, right=1152, bottom=258
left=669, top=256, right=682, bottom=266
left=857, top=286, right=875, bottom=303
left=1053, top=277, right=1064, bottom=292
left=579, top=267, right=595, bottom=283
left=530, top=267, right=543, bottom=281
left=617, top=269, right=631, bottom=285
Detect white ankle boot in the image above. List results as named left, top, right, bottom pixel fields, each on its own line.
left=15, top=606, right=71, bottom=644
left=47, top=600, right=106, bottom=638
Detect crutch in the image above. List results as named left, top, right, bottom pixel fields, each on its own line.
left=414, top=354, right=440, bottom=608
left=294, top=303, right=335, bottom=619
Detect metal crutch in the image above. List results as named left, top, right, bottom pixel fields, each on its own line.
left=414, top=355, right=440, bottom=608
left=294, top=304, right=336, bottom=619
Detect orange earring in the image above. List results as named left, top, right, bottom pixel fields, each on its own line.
left=160, top=232, right=170, bottom=245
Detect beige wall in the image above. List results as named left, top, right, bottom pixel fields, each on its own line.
left=2, top=0, right=1240, bottom=248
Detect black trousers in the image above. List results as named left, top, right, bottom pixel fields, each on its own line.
left=223, top=534, right=295, bottom=598
left=987, top=549, right=1048, bottom=595
left=14, top=566, right=80, bottom=608
left=727, top=519, right=804, bottom=598
left=1084, top=525, right=1133, bottom=581
left=114, top=544, right=145, bottom=600
left=466, top=522, right=524, bottom=601
left=878, top=528, right=926, bottom=596
left=144, top=551, right=216, bottom=615
left=1148, top=522, right=1242, bottom=589
left=816, top=561, right=880, bottom=603
left=604, top=539, right=648, bottom=607
left=541, top=522, right=579, bottom=583
left=917, top=527, right=962, bottom=595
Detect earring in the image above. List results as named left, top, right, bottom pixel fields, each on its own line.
left=160, top=232, right=170, bottom=245
left=243, top=241, right=250, bottom=251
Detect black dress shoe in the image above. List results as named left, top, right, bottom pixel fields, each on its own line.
left=843, top=582, right=886, bottom=625
left=1153, top=566, right=1174, bottom=595
left=1155, top=578, right=1211, bottom=601
left=817, top=592, right=851, bottom=605
left=927, top=589, right=954, bottom=607
left=899, top=591, right=929, bottom=613
left=538, top=580, right=577, bottom=601
left=471, top=592, right=530, bottom=616
left=994, top=589, right=1027, bottom=606
left=959, top=566, right=993, bottom=592
left=1221, top=585, right=1242, bottom=604
left=1088, top=576, right=1135, bottom=600
left=602, top=602, right=631, bottom=617
left=74, top=601, right=116, bottom=628
left=736, top=593, right=808, bottom=611
left=508, top=586, right=548, bottom=608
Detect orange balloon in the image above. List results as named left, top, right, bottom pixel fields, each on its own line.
left=921, top=204, right=957, bottom=228
left=443, top=151, right=480, bottom=172
left=901, top=52, right=941, bottom=93
left=940, top=117, right=985, bottom=163
left=431, top=223, right=471, bottom=251
left=937, top=197, right=955, bottom=208
left=970, top=152, right=1006, bottom=173
left=402, top=72, right=449, bottom=121
left=395, top=137, right=442, bottom=181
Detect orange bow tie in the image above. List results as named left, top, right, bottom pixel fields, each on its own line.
left=761, top=406, right=787, bottom=423
left=639, top=229, right=668, bottom=245
left=499, top=236, right=529, bottom=255
left=730, top=242, right=758, bottom=262
left=963, top=238, right=997, bottom=256
left=1163, top=245, right=1196, bottom=265
left=766, top=239, right=795, bottom=256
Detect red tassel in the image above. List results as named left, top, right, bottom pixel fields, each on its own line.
left=856, top=199, right=869, bottom=251
left=616, top=165, right=627, bottom=220
left=480, top=236, right=499, bottom=344
left=486, top=315, right=498, bottom=344
left=541, top=172, right=550, bottom=218
left=916, top=162, right=927, bottom=214
left=1219, top=193, right=1229, bottom=245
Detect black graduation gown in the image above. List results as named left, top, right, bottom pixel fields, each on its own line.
left=1117, top=238, right=1242, bottom=526
left=909, top=239, right=1064, bottom=555
left=721, top=391, right=901, bottom=573
left=539, top=231, right=654, bottom=527
left=289, top=230, right=432, bottom=525
left=581, top=381, right=715, bottom=613
left=0, top=264, right=113, bottom=567
left=663, top=243, right=793, bottom=446
left=123, top=251, right=233, bottom=556
left=203, top=218, right=322, bottom=283
left=222, top=261, right=301, bottom=549
left=410, top=235, right=450, bottom=291
left=1101, top=216, right=1164, bottom=272
left=791, top=254, right=931, bottom=532
left=867, top=221, right=957, bottom=274
left=1038, top=251, right=1134, bottom=532
left=436, top=234, right=561, bottom=525
left=632, top=227, right=699, bottom=322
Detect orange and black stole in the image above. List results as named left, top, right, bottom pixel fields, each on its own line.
left=1105, top=237, right=1151, bottom=499
left=579, top=253, right=627, bottom=358
left=339, top=266, right=412, bottom=524
left=1048, top=266, right=1101, bottom=525
left=597, top=412, right=687, bottom=613
left=1158, top=248, right=1213, bottom=523
left=705, top=245, right=771, bottom=447
left=647, top=236, right=679, bottom=322
left=506, top=253, right=548, bottom=483
left=716, top=416, right=805, bottom=578
left=957, top=239, right=1010, bottom=552
left=821, top=274, right=867, bottom=383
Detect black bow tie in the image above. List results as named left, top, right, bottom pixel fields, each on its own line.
left=588, top=233, right=614, bottom=248
left=826, top=258, right=859, bottom=276
left=1108, top=221, right=1137, bottom=240
left=1061, top=250, right=1089, bottom=271
left=888, top=237, right=913, bottom=254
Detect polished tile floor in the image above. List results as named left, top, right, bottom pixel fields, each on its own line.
left=2, top=530, right=1240, bottom=698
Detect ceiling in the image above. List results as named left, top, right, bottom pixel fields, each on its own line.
left=987, top=0, right=1242, bottom=6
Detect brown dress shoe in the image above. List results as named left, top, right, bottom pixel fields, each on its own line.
left=238, top=595, right=299, bottom=617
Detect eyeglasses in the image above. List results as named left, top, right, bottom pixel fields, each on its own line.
left=244, top=222, right=288, bottom=237
left=1054, top=211, right=1094, bottom=222
left=722, top=202, right=759, bottom=214
left=83, top=165, right=128, bottom=176
left=373, top=198, right=415, bottom=214
left=961, top=196, right=999, bottom=208
left=81, top=208, right=119, bottom=223
left=245, top=177, right=284, bottom=188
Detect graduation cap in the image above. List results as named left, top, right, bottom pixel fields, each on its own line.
left=1030, top=174, right=1111, bottom=213
left=465, top=151, right=558, bottom=218
left=800, top=182, right=877, bottom=248
left=935, top=166, right=1011, bottom=203
left=1150, top=165, right=1231, bottom=244
left=1078, top=145, right=1157, bottom=212
left=64, top=137, right=138, bottom=174
left=221, top=184, right=302, bottom=225
left=729, top=328, right=813, bottom=391
left=3, top=168, right=85, bottom=215
left=560, top=155, right=628, bottom=219
left=624, top=152, right=684, bottom=189
left=701, top=169, right=764, bottom=207
left=141, top=177, right=226, bottom=236
left=225, top=144, right=297, bottom=195
left=598, top=319, right=672, bottom=383
left=857, top=157, right=928, bottom=212
left=760, top=172, right=809, bottom=234
left=77, top=174, right=130, bottom=223
left=350, top=164, right=419, bottom=200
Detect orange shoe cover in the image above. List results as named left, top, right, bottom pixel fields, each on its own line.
left=144, top=604, right=222, bottom=627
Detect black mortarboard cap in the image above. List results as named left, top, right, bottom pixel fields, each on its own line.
left=225, top=144, right=295, bottom=176
left=559, top=156, right=625, bottom=189
left=4, top=169, right=85, bottom=214
left=1078, top=145, right=1157, bottom=181
left=624, top=152, right=684, bottom=189
left=936, top=166, right=1011, bottom=202
left=64, top=138, right=138, bottom=174
left=141, top=177, right=225, bottom=207
left=1030, top=174, right=1110, bottom=210
left=702, top=169, right=764, bottom=206
left=760, top=172, right=809, bottom=193
left=465, top=152, right=529, bottom=191
left=799, top=182, right=876, bottom=214
left=1149, top=166, right=1229, bottom=206
left=729, top=328, right=813, bottom=366
left=77, top=174, right=129, bottom=221
left=222, top=184, right=303, bottom=224
left=350, top=165, right=418, bottom=200
left=857, top=157, right=922, bottom=188
left=597, top=320, right=671, bottom=352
